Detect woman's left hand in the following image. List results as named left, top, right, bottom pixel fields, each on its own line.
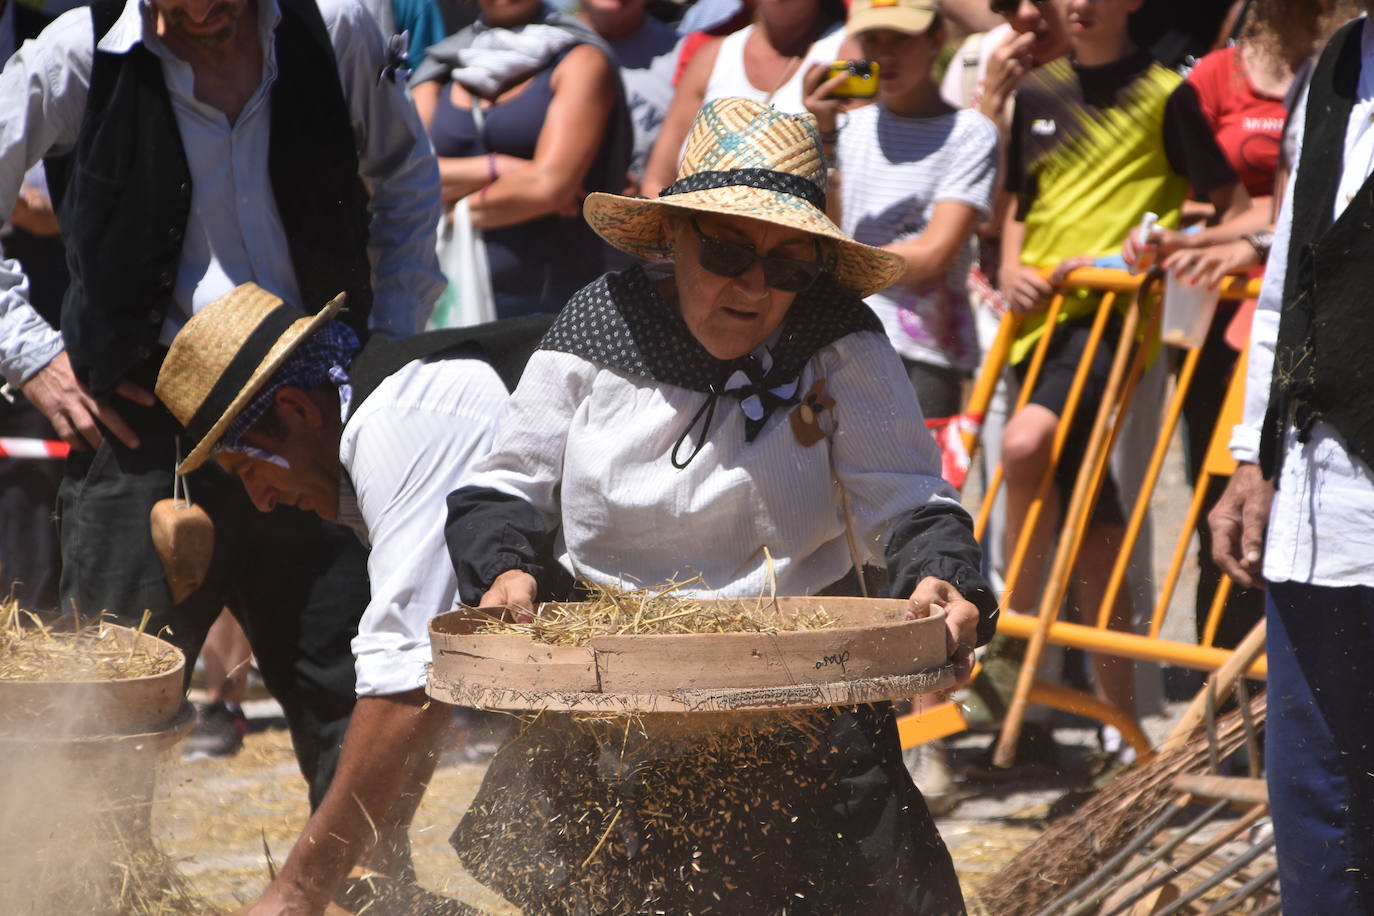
left=906, top=577, right=979, bottom=687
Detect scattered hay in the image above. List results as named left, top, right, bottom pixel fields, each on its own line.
left=0, top=599, right=179, bottom=682
left=105, top=821, right=220, bottom=916
left=475, top=578, right=838, bottom=647
left=453, top=709, right=849, bottom=915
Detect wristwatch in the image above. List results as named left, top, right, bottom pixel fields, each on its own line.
left=1242, top=230, right=1274, bottom=261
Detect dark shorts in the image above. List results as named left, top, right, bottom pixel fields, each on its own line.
left=1013, top=314, right=1125, bottom=526
left=901, top=359, right=967, bottom=421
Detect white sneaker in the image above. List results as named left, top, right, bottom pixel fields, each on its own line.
left=1099, top=725, right=1138, bottom=765
left=904, top=740, right=958, bottom=815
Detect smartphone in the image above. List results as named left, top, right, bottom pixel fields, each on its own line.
left=825, top=60, right=879, bottom=99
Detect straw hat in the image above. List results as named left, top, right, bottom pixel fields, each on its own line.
left=845, top=0, right=940, bottom=37
left=155, top=283, right=345, bottom=476
left=583, top=97, right=905, bottom=297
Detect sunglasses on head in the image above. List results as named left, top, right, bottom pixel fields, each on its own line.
left=989, top=0, right=1046, bottom=16
left=688, top=217, right=825, bottom=293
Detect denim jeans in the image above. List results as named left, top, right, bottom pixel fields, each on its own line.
left=1267, top=580, right=1374, bottom=913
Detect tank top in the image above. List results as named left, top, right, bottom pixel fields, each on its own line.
left=702, top=23, right=845, bottom=115
left=429, top=50, right=613, bottom=317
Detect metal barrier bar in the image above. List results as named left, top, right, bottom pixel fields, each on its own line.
left=959, top=309, right=1017, bottom=466
left=1097, top=343, right=1202, bottom=629
left=994, top=613, right=1267, bottom=676
left=995, top=284, right=1144, bottom=766
left=973, top=291, right=1072, bottom=541
left=999, top=290, right=1117, bottom=607
left=898, top=270, right=1263, bottom=753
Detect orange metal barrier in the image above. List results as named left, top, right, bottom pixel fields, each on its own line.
left=898, top=268, right=1264, bottom=763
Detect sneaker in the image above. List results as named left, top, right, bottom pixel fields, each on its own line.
left=904, top=740, right=958, bottom=816
left=182, top=701, right=247, bottom=760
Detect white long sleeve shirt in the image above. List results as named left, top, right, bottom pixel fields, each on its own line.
left=467, top=331, right=963, bottom=598
left=337, top=354, right=506, bottom=696
left=1229, top=16, right=1374, bottom=587
left=0, top=0, right=445, bottom=387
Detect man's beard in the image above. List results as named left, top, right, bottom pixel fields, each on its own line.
left=165, top=2, right=242, bottom=45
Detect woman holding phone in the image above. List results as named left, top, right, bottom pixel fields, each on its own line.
left=640, top=0, right=847, bottom=197
left=806, top=0, right=999, bottom=813
left=805, top=0, right=999, bottom=424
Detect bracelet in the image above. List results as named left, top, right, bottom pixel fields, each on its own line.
left=818, top=129, right=839, bottom=144
left=1242, top=230, right=1273, bottom=260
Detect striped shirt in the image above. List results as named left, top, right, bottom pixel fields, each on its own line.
left=837, top=105, right=998, bottom=370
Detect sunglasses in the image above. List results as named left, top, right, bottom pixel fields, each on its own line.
left=989, top=0, right=1046, bottom=16
left=689, top=218, right=825, bottom=292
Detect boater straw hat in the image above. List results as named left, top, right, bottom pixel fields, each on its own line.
left=583, top=97, right=905, bottom=298
left=155, top=283, right=345, bottom=476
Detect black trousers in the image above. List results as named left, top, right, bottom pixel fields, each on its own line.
left=0, top=396, right=63, bottom=611
left=55, top=400, right=367, bottom=809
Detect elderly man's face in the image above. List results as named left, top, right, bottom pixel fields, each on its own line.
left=214, top=389, right=341, bottom=520
left=153, top=0, right=247, bottom=45
left=666, top=213, right=819, bottom=361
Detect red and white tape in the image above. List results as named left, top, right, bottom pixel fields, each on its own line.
left=0, top=437, right=69, bottom=459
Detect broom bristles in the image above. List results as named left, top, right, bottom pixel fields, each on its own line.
left=975, top=693, right=1267, bottom=916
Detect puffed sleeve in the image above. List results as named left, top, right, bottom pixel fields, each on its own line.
left=822, top=332, right=999, bottom=645
left=445, top=350, right=596, bottom=604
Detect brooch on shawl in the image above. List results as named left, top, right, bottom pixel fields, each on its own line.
left=378, top=31, right=412, bottom=85
left=789, top=378, right=835, bottom=447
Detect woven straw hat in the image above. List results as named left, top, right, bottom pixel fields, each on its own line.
left=583, top=97, right=905, bottom=297
left=155, top=283, right=345, bottom=476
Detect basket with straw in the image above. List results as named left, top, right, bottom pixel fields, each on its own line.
left=428, top=579, right=955, bottom=715
left=0, top=600, right=185, bottom=737
left=0, top=599, right=207, bottom=914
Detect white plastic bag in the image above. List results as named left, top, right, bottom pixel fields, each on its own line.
left=430, top=196, right=496, bottom=329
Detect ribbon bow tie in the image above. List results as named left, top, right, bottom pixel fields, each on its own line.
left=721, top=350, right=800, bottom=442
left=670, top=348, right=802, bottom=469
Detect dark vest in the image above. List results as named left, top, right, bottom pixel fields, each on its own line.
left=1262, top=18, right=1374, bottom=478
left=347, top=314, right=554, bottom=408
left=44, top=0, right=373, bottom=397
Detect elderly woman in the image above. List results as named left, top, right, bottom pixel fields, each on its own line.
left=446, top=98, right=997, bottom=915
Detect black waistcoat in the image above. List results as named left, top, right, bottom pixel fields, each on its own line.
left=347, top=314, right=554, bottom=407
left=1261, top=18, right=1374, bottom=478
left=44, top=0, right=373, bottom=397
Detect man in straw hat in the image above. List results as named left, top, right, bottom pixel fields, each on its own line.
left=0, top=0, right=443, bottom=853
left=158, top=282, right=549, bottom=913
left=446, top=96, right=996, bottom=914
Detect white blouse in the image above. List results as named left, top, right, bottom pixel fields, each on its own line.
left=466, top=330, right=962, bottom=597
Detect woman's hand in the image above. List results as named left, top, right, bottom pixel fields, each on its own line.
left=906, top=577, right=979, bottom=687
left=801, top=63, right=852, bottom=135
left=1049, top=255, right=1095, bottom=288
left=1163, top=239, right=1258, bottom=289
left=479, top=569, right=538, bottom=622
left=979, top=30, right=1035, bottom=122
left=1000, top=264, right=1055, bottom=315
left=1122, top=224, right=1188, bottom=270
